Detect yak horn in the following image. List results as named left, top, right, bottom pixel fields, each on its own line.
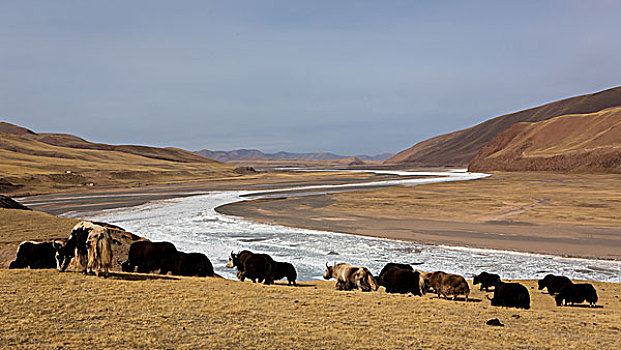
left=325, top=262, right=329, bottom=268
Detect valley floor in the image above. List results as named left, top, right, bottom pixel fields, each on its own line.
left=217, top=172, right=621, bottom=260
left=7, top=171, right=621, bottom=262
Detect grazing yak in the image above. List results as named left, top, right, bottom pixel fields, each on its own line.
left=555, top=283, right=598, bottom=307
left=226, top=250, right=274, bottom=284
left=377, top=263, right=427, bottom=294
left=86, top=226, right=117, bottom=277
left=473, top=272, right=501, bottom=292
left=378, top=265, right=422, bottom=296
left=56, top=221, right=99, bottom=272
left=428, top=271, right=470, bottom=300
left=266, top=261, right=297, bottom=286
left=172, top=252, right=214, bottom=277
left=378, top=263, right=413, bottom=275
left=538, top=274, right=573, bottom=295
left=489, top=282, right=530, bottom=309
left=121, top=241, right=178, bottom=274
left=323, top=262, right=378, bottom=292
left=9, top=241, right=62, bottom=269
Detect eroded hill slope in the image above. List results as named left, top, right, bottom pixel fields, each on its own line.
left=468, top=107, right=621, bottom=173
left=386, top=86, right=621, bottom=166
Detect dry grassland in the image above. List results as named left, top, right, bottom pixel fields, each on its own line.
left=0, top=132, right=236, bottom=196
left=1, top=270, right=619, bottom=349
left=329, top=172, right=621, bottom=227
left=0, top=209, right=79, bottom=268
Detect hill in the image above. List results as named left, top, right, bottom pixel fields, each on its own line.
left=0, top=122, right=235, bottom=195
left=469, top=107, right=621, bottom=173
left=195, top=148, right=393, bottom=163
left=386, top=86, right=621, bottom=166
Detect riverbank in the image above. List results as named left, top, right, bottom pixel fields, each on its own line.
left=18, top=169, right=413, bottom=215
left=217, top=172, right=621, bottom=261
left=1, top=269, right=619, bottom=349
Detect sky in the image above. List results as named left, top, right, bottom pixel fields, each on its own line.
left=1, top=1, right=620, bottom=155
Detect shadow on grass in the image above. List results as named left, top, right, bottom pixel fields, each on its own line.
left=431, top=296, right=482, bottom=303
left=557, top=304, right=604, bottom=309
left=271, top=281, right=317, bottom=288
left=105, top=272, right=180, bottom=281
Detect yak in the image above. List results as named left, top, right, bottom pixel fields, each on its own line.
left=428, top=271, right=470, bottom=300
left=172, top=251, right=214, bottom=277
left=226, top=250, right=274, bottom=284
left=378, top=263, right=426, bottom=295
left=378, top=266, right=422, bottom=295
left=9, top=241, right=62, bottom=269
left=378, top=263, right=413, bottom=276
left=555, top=283, right=598, bottom=307
left=489, top=282, right=530, bottom=309
left=266, top=261, right=297, bottom=286
left=56, top=221, right=99, bottom=273
left=323, top=262, right=378, bottom=292
left=473, top=272, right=501, bottom=292
left=538, top=274, right=573, bottom=295
left=121, top=241, right=178, bottom=274
left=86, top=226, right=115, bottom=277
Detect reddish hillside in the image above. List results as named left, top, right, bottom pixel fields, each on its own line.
left=386, top=86, right=621, bottom=166
left=468, top=107, right=621, bottom=173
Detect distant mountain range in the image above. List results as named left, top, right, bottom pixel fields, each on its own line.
left=195, top=149, right=393, bottom=163
left=386, top=86, right=621, bottom=173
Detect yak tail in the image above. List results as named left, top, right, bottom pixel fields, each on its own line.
left=366, top=270, right=379, bottom=291
left=97, top=235, right=113, bottom=268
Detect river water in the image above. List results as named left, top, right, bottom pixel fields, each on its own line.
left=72, top=170, right=620, bottom=282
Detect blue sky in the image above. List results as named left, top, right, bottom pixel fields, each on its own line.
left=1, top=1, right=620, bottom=155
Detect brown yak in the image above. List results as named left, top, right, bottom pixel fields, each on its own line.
left=323, top=262, right=378, bottom=292
left=428, top=271, right=470, bottom=301
left=86, top=226, right=115, bottom=277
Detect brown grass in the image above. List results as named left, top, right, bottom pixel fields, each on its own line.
left=0, top=209, right=78, bottom=244
left=0, top=209, right=79, bottom=268
left=1, top=270, right=619, bottom=349
left=0, top=131, right=236, bottom=196
left=329, top=172, right=621, bottom=227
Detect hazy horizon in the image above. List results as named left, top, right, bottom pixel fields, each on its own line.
left=2, top=1, right=620, bottom=155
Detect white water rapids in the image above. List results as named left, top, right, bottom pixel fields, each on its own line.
left=70, top=170, right=620, bottom=282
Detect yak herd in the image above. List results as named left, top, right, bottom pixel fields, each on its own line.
left=8, top=221, right=600, bottom=310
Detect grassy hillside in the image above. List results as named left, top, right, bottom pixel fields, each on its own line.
left=386, top=86, right=621, bottom=167
left=0, top=122, right=236, bottom=195
left=469, top=107, right=621, bottom=173
left=1, top=270, right=619, bottom=349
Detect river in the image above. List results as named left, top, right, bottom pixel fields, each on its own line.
left=68, top=170, right=620, bottom=282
